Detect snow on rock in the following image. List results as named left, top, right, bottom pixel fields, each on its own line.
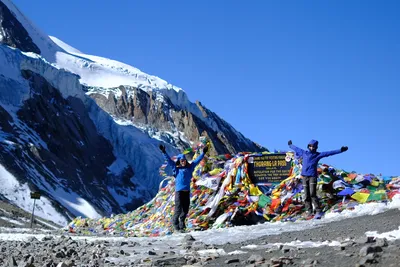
left=0, top=217, right=24, bottom=226
left=1, top=0, right=62, bottom=61
left=0, top=44, right=84, bottom=105
left=46, top=187, right=102, bottom=221
left=50, top=36, right=182, bottom=93
left=49, top=36, right=82, bottom=54
left=2, top=0, right=183, bottom=98
left=0, top=163, right=67, bottom=226
left=0, top=43, right=171, bottom=219
left=87, top=102, right=169, bottom=193
left=0, top=0, right=260, bottom=225
left=366, top=227, right=400, bottom=241
left=49, top=37, right=234, bottom=137
left=0, top=46, right=30, bottom=107
left=20, top=52, right=85, bottom=100
left=2, top=0, right=255, bottom=151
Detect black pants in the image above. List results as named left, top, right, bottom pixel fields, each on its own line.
left=302, top=176, right=321, bottom=213
left=174, top=190, right=190, bottom=230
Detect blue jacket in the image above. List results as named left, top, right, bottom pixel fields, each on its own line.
left=289, top=139, right=343, bottom=177
left=163, top=152, right=205, bottom=192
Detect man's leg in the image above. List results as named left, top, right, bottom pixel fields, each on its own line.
left=178, top=191, right=190, bottom=230
left=310, top=176, right=321, bottom=213
left=173, top=191, right=182, bottom=230
left=302, top=176, right=312, bottom=213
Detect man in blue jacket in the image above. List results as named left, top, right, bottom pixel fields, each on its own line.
left=159, top=144, right=208, bottom=232
left=288, top=139, right=348, bottom=218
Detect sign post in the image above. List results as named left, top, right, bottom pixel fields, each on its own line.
left=30, top=192, right=41, bottom=228
left=248, top=154, right=292, bottom=184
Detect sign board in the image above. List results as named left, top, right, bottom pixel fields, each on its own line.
left=30, top=192, right=41, bottom=199
left=248, top=154, right=292, bottom=184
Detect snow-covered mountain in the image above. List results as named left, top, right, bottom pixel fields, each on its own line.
left=0, top=0, right=264, bottom=225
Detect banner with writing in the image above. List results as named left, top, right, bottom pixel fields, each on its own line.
left=248, top=154, right=292, bottom=183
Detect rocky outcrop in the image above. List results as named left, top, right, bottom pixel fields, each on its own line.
left=89, top=86, right=265, bottom=156
left=0, top=1, right=40, bottom=54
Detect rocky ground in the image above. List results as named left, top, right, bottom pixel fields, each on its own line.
left=0, top=209, right=399, bottom=266
left=0, top=200, right=61, bottom=229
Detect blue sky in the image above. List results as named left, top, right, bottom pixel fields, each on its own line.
left=14, top=0, right=400, bottom=176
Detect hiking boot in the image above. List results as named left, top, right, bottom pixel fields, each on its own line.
left=314, top=212, right=324, bottom=219
left=303, top=211, right=314, bottom=219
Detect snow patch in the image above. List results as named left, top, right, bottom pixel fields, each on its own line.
left=87, top=101, right=168, bottom=195
left=27, top=166, right=102, bottom=220
left=36, top=218, right=60, bottom=230
left=227, top=250, right=247, bottom=255
left=0, top=164, right=67, bottom=226
left=197, top=248, right=226, bottom=257
left=0, top=233, right=47, bottom=241
left=50, top=36, right=182, bottom=93
left=49, top=36, right=82, bottom=54
left=366, top=227, right=400, bottom=241
left=114, top=118, right=135, bottom=126
left=0, top=46, right=30, bottom=107
left=388, top=194, right=400, bottom=210
left=0, top=217, right=24, bottom=226
left=241, top=240, right=341, bottom=250
left=190, top=199, right=400, bottom=245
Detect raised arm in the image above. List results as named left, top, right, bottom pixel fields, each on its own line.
left=192, top=152, right=205, bottom=168
left=191, top=146, right=208, bottom=168
left=318, top=146, right=348, bottom=159
left=288, top=140, right=305, bottom=157
left=159, top=144, right=176, bottom=169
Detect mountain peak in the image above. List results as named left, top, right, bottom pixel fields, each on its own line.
left=0, top=0, right=265, bottom=226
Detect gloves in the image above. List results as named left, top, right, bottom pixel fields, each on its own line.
left=203, top=146, right=209, bottom=154
left=341, top=146, right=348, bottom=152
left=159, top=144, right=166, bottom=153
left=288, top=140, right=292, bottom=146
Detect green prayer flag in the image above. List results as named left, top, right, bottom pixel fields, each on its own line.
left=258, top=194, right=271, bottom=208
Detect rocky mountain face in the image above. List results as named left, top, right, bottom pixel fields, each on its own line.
left=0, top=68, right=135, bottom=220
left=0, top=0, right=265, bottom=225
left=0, top=1, right=40, bottom=54
left=87, top=85, right=264, bottom=155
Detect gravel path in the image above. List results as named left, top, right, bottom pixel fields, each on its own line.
left=205, top=209, right=400, bottom=267
left=0, top=209, right=399, bottom=266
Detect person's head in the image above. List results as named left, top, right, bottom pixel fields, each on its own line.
left=176, top=154, right=188, bottom=167
left=308, top=139, right=319, bottom=152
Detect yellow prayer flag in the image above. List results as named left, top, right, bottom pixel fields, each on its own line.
left=351, top=192, right=370, bottom=203
left=249, top=185, right=262, bottom=196
left=370, top=180, right=380, bottom=187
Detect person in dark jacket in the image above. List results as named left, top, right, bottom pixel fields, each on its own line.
left=159, top=144, right=208, bottom=232
left=288, top=139, right=348, bottom=217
